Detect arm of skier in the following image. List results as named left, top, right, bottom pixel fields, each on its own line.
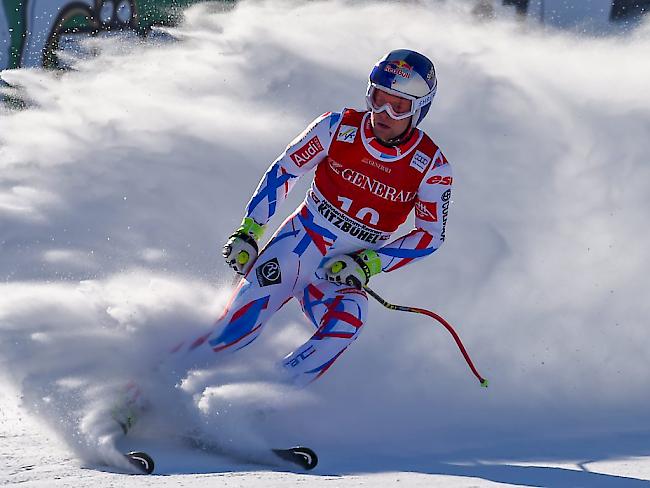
left=245, top=111, right=342, bottom=226
left=376, top=150, right=452, bottom=273
left=223, top=112, right=342, bottom=274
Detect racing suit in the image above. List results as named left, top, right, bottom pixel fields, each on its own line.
left=172, top=108, right=453, bottom=386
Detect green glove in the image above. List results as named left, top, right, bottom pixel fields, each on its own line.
left=323, top=249, right=382, bottom=289
left=222, top=217, right=265, bottom=275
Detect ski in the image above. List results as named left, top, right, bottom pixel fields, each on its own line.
left=124, top=451, right=155, bottom=474
left=186, top=435, right=318, bottom=471
left=272, top=446, right=318, bottom=470
left=120, top=445, right=317, bottom=474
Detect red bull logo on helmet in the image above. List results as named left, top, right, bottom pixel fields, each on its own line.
left=384, top=60, right=413, bottom=78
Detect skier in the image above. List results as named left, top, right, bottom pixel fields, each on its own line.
left=112, top=48, right=452, bottom=442
left=157, top=48, right=453, bottom=389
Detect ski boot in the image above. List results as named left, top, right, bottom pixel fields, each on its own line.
left=110, top=381, right=145, bottom=435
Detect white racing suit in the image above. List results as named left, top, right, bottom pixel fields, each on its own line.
left=171, top=109, right=453, bottom=386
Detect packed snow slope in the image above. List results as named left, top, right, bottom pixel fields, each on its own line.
left=1, top=1, right=650, bottom=486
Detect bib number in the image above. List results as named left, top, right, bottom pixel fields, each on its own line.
left=337, top=196, right=380, bottom=225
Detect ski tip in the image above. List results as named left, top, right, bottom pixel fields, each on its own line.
left=272, top=446, right=318, bottom=470
left=125, top=451, right=155, bottom=474
left=480, top=378, right=489, bottom=388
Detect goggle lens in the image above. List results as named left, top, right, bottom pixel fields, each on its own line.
left=366, top=85, right=417, bottom=120
left=371, top=88, right=413, bottom=115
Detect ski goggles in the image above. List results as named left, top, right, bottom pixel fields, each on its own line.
left=365, top=83, right=435, bottom=121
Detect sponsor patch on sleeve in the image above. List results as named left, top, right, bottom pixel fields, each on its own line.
left=415, top=200, right=438, bottom=222
left=290, top=135, right=324, bottom=167
left=425, top=175, right=453, bottom=186
left=410, top=150, right=431, bottom=173
left=336, top=125, right=358, bottom=143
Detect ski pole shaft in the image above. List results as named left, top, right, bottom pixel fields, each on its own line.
left=363, top=285, right=488, bottom=388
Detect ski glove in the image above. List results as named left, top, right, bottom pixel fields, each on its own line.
left=222, top=217, right=265, bottom=275
left=323, top=249, right=382, bottom=289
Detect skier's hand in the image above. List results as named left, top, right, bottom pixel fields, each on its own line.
left=323, top=250, right=382, bottom=289
left=222, top=217, right=265, bottom=275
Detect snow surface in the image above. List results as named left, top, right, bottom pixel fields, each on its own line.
left=2, top=1, right=650, bottom=486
